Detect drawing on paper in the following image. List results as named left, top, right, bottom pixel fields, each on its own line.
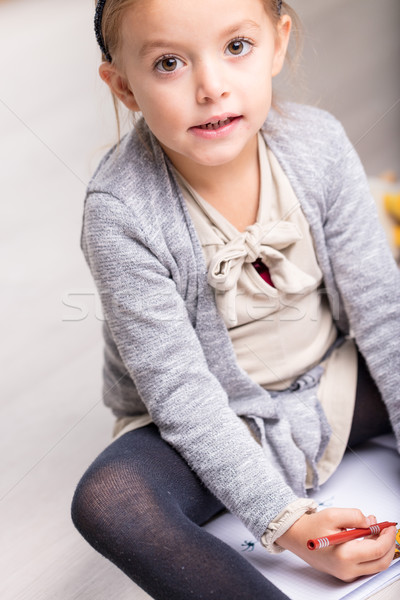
left=241, top=540, right=257, bottom=552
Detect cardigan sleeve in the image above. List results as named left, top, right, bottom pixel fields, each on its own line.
left=82, top=190, right=298, bottom=540
left=323, top=123, right=400, bottom=450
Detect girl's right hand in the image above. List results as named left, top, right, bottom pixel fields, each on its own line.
left=276, top=508, right=397, bottom=582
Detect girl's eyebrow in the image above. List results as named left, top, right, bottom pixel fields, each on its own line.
left=139, top=39, right=175, bottom=59
left=138, top=20, right=260, bottom=58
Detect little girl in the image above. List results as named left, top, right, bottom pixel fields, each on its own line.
left=72, top=1, right=400, bottom=598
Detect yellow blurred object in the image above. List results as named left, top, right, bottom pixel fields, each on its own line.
left=369, top=177, right=400, bottom=262
left=384, top=193, right=400, bottom=252
left=384, top=193, right=400, bottom=222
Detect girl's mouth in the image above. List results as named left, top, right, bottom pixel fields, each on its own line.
left=189, top=115, right=242, bottom=139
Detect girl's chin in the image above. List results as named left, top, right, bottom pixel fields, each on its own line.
left=161, top=132, right=257, bottom=171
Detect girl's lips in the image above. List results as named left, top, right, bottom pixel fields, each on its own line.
left=189, top=115, right=242, bottom=138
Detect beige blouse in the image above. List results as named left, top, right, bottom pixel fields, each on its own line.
left=175, top=133, right=357, bottom=487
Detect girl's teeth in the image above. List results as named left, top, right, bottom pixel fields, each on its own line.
left=200, top=117, right=232, bottom=130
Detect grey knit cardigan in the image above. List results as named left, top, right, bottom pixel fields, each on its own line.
left=82, top=103, right=400, bottom=540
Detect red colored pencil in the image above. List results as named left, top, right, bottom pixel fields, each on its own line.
left=307, top=521, right=397, bottom=550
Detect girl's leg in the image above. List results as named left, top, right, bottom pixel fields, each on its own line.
left=348, top=351, right=392, bottom=447
left=71, top=424, right=289, bottom=600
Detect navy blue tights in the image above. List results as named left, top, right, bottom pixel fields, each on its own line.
left=348, top=351, right=392, bottom=447
left=71, top=351, right=391, bottom=599
left=71, top=423, right=289, bottom=599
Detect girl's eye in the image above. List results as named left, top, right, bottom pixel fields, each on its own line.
left=155, top=56, right=184, bottom=73
left=225, top=39, right=253, bottom=57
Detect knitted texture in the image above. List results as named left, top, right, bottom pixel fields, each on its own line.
left=82, top=103, right=400, bottom=539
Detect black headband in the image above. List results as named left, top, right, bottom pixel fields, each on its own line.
left=94, top=0, right=112, bottom=62
left=94, top=0, right=283, bottom=62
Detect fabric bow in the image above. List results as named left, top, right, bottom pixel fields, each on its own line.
left=207, top=221, right=318, bottom=324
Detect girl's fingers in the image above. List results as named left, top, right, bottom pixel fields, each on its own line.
left=327, top=525, right=397, bottom=581
left=325, top=507, right=372, bottom=531
left=357, top=526, right=397, bottom=563
left=341, top=526, right=397, bottom=568
left=356, top=541, right=396, bottom=577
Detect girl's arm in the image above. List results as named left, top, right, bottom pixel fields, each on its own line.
left=268, top=106, right=400, bottom=450
left=274, top=112, right=399, bottom=579
left=82, top=189, right=298, bottom=540
left=323, top=120, right=400, bottom=449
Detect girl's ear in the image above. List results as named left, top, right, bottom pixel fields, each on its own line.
left=272, top=14, right=292, bottom=77
left=99, top=63, right=140, bottom=111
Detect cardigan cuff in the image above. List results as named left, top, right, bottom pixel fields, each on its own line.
left=260, top=498, right=318, bottom=554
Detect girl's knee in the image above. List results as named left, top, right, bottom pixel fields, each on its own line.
left=71, top=467, right=100, bottom=537
left=71, top=459, right=123, bottom=535
left=71, top=456, right=153, bottom=540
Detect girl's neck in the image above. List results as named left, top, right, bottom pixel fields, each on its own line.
left=168, top=135, right=260, bottom=232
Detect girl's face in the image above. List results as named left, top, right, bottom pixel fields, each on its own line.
left=101, top=0, right=291, bottom=178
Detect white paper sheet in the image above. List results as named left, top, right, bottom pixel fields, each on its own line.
left=203, top=435, right=400, bottom=599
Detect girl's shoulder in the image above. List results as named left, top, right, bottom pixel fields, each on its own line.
left=86, top=118, right=168, bottom=205
left=267, top=102, right=344, bottom=133
left=82, top=119, right=187, bottom=248
left=263, top=102, right=350, bottom=182
left=264, top=102, right=346, bottom=154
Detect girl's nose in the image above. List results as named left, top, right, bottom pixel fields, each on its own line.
left=194, top=61, right=229, bottom=103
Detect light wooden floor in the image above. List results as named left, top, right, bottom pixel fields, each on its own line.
left=0, top=1, right=399, bottom=599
